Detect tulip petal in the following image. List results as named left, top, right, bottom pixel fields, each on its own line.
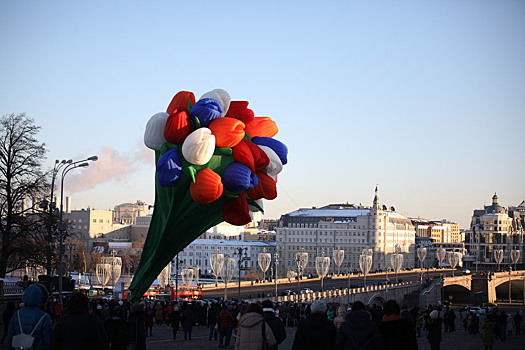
left=181, top=128, right=216, bottom=165
left=144, top=112, right=169, bottom=150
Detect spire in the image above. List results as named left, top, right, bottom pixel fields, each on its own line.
left=373, top=185, right=380, bottom=213
left=492, top=192, right=498, bottom=205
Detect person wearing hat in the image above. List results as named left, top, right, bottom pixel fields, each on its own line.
left=292, top=300, right=336, bottom=350
left=426, top=309, right=443, bottom=350
left=5, top=284, right=53, bottom=350
left=262, top=300, right=286, bottom=350
left=168, top=305, right=181, bottom=340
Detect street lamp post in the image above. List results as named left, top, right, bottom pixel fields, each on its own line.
left=359, top=248, right=373, bottom=288
left=315, top=252, right=330, bottom=292
left=221, top=254, right=236, bottom=301
left=494, top=248, right=504, bottom=272
left=210, top=249, right=224, bottom=287
left=44, top=159, right=71, bottom=275
left=333, top=247, right=344, bottom=276
left=274, top=252, right=279, bottom=297
left=417, top=246, right=427, bottom=289
left=258, top=248, right=271, bottom=282
left=294, top=249, right=308, bottom=296
left=57, top=155, right=97, bottom=304
left=234, top=247, right=249, bottom=301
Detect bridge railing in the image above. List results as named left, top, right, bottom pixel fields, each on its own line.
left=247, top=281, right=416, bottom=304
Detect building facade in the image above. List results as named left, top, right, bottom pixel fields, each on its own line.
left=411, top=219, right=462, bottom=243
left=171, top=239, right=276, bottom=279
left=466, top=193, right=524, bottom=268
left=275, top=187, right=416, bottom=276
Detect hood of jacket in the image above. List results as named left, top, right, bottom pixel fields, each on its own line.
left=239, top=312, right=264, bottom=328
left=22, top=285, right=46, bottom=308
left=344, top=310, right=373, bottom=330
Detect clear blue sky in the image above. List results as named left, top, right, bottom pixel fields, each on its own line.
left=1, top=0, right=524, bottom=228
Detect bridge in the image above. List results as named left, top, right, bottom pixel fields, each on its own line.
left=444, top=270, right=525, bottom=303
left=203, top=273, right=443, bottom=308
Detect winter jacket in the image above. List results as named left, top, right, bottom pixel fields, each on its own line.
left=263, top=310, right=286, bottom=350
left=181, top=308, right=195, bottom=331
left=292, top=312, right=336, bottom=350
left=5, top=285, right=53, bottom=350
left=426, top=317, right=442, bottom=345
left=51, top=313, right=109, bottom=350
left=207, top=304, right=220, bottom=326
left=337, top=310, right=384, bottom=350
left=219, top=309, right=234, bottom=329
left=481, top=318, right=496, bottom=346
left=378, top=315, right=417, bottom=350
left=235, top=312, right=276, bottom=350
left=128, top=310, right=146, bottom=350
left=103, top=316, right=130, bottom=350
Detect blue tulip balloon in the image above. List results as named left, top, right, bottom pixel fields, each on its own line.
left=157, top=148, right=183, bottom=187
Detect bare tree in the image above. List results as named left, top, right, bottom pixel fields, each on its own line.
left=0, top=113, right=49, bottom=277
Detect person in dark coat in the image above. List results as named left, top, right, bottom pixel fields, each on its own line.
left=514, top=311, right=522, bottom=335
left=262, top=300, right=286, bottom=350
left=103, top=306, right=130, bottom=350
left=292, top=300, right=336, bottom=350
left=168, top=305, right=181, bottom=339
left=2, top=301, right=15, bottom=344
left=378, top=299, right=417, bottom=350
left=51, top=292, right=109, bottom=350
left=426, top=310, right=442, bottom=350
left=6, top=284, right=53, bottom=350
left=128, top=302, right=147, bottom=350
left=336, top=301, right=384, bottom=350
left=218, top=305, right=234, bottom=348
left=207, top=302, right=220, bottom=341
left=181, top=302, right=195, bottom=341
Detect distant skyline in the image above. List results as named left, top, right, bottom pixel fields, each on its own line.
left=1, top=1, right=524, bottom=229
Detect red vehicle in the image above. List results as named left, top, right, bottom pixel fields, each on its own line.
left=170, top=285, right=202, bottom=300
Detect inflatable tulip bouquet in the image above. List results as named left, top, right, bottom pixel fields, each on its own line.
left=143, top=89, right=288, bottom=226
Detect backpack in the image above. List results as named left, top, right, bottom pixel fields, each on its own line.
left=12, top=311, right=46, bottom=349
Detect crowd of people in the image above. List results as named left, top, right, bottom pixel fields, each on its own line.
left=1, top=283, right=524, bottom=350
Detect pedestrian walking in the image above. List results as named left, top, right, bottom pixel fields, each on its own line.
left=128, top=302, right=147, bottom=350
left=181, top=301, right=195, bottom=341
left=51, top=292, right=109, bottom=350
left=481, top=313, right=496, bottom=350
left=5, top=284, right=53, bottom=350
left=103, top=306, right=130, bottom=350
left=218, top=305, right=234, bottom=348
left=514, top=311, right=522, bottom=335
left=378, top=299, right=416, bottom=350
left=235, top=303, right=276, bottom=350
left=426, top=310, right=442, bottom=350
left=168, top=305, right=181, bottom=339
left=292, top=300, right=336, bottom=350
left=154, top=302, right=164, bottom=326
left=262, top=300, right=286, bottom=350
left=337, top=300, right=383, bottom=350
left=207, top=302, right=220, bottom=341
